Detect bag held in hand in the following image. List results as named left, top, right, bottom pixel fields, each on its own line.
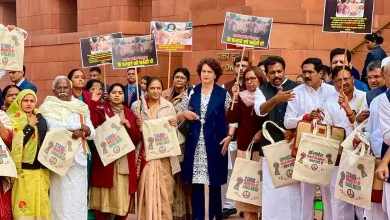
left=0, top=24, right=27, bottom=71
left=334, top=134, right=375, bottom=210
left=142, top=116, right=181, bottom=161
left=262, top=121, right=299, bottom=188
left=227, top=142, right=262, bottom=206
left=0, top=137, right=17, bottom=178
left=94, top=115, right=136, bottom=166
left=292, top=109, right=345, bottom=165
left=292, top=118, right=340, bottom=186
left=38, top=128, right=80, bottom=176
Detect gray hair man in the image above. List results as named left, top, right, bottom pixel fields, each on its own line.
left=39, top=76, right=95, bottom=220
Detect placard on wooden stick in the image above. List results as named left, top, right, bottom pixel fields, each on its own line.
left=151, top=21, right=193, bottom=89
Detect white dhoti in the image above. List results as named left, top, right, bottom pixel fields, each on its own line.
left=262, top=158, right=301, bottom=220
left=329, top=167, right=355, bottom=220
left=381, top=182, right=390, bottom=218
left=50, top=162, right=88, bottom=220
left=300, top=182, right=332, bottom=220
left=364, top=202, right=387, bottom=220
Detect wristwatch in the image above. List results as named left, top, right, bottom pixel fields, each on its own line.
left=227, top=134, right=234, bottom=138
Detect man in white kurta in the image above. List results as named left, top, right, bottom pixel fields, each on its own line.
left=39, top=76, right=96, bottom=220
left=284, top=58, right=336, bottom=220
left=323, top=66, right=367, bottom=220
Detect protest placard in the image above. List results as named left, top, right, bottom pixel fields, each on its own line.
left=151, top=21, right=193, bottom=52
left=79, top=33, right=123, bottom=68
left=221, top=12, right=273, bottom=49
left=226, top=43, right=269, bottom=50
left=111, top=35, right=158, bottom=69
left=323, top=0, right=374, bottom=33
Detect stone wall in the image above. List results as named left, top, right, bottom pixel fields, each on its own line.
left=0, top=0, right=389, bottom=104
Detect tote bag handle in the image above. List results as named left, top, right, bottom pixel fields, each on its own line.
left=312, top=109, right=332, bottom=138
left=262, top=120, right=286, bottom=144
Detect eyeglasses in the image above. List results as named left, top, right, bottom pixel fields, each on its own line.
left=334, top=76, right=352, bottom=84
left=366, top=75, right=382, bottom=80
left=174, top=76, right=187, bottom=81
left=245, top=77, right=258, bottom=82
left=235, top=64, right=248, bottom=68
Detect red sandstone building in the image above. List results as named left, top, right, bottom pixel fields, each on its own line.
left=0, top=0, right=389, bottom=104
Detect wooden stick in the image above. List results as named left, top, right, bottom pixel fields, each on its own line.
left=167, top=51, right=172, bottom=89
left=230, top=46, right=246, bottom=110
left=341, top=34, right=349, bottom=93
left=135, top=67, right=141, bottom=114
left=103, top=65, right=107, bottom=93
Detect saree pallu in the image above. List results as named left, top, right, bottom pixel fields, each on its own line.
left=138, top=158, right=174, bottom=220
left=11, top=169, right=51, bottom=220
left=0, top=177, right=12, bottom=220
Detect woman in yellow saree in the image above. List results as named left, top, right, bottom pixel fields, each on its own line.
left=7, top=89, right=50, bottom=220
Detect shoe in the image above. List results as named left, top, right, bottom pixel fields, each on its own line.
left=222, top=208, right=237, bottom=219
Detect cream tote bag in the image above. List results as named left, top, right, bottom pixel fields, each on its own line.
left=341, top=119, right=368, bottom=151
left=335, top=134, right=375, bottom=210
left=0, top=24, right=27, bottom=71
left=227, top=142, right=262, bottom=206
left=38, top=128, right=80, bottom=176
left=94, top=115, right=136, bottom=166
left=292, top=118, right=340, bottom=186
left=142, top=116, right=181, bottom=161
left=262, top=121, right=299, bottom=188
left=0, top=137, right=17, bottom=178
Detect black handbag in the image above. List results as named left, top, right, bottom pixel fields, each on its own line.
left=178, top=86, right=196, bottom=136
left=178, top=106, right=194, bottom=136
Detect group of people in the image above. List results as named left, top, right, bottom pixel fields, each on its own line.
left=0, top=30, right=390, bottom=220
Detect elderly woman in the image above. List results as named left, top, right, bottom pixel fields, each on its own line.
left=0, top=109, right=13, bottom=220
left=89, top=83, right=142, bottom=220
left=162, top=67, right=192, bottom=220
left=7, top=89, right=50, bottom=219
left=178, top=58, right=232, bottom=220
left=162, top=67, right=190, bottom=112
left=132, top=77, right=180, bottom=220
left=226, top=66, right=267, bottom=219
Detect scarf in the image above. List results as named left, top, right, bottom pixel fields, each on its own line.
left=239, top=90, right=256, bottom=107
left=39, top=96, right=90, bottom=122
left=110, top=103, right=125, bottom=120
left=6, top=89, right=39, bottom=173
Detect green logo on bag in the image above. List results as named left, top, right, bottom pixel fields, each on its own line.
left=1, top=43, right=15, bottom=57
left=51, top=143, right=66, bottom=160
left=345, top=171, right=361, bottom=191
left=105, top=133, right=123, bottom=148
left=154, top=132, right=171, bottom=146
left=307, top=150, right=325, bottom=165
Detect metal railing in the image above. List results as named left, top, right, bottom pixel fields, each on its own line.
left=351, top=19, right=390, bottom=54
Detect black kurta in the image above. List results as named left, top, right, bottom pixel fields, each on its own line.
left=258, top=79, right=299, bottom=150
